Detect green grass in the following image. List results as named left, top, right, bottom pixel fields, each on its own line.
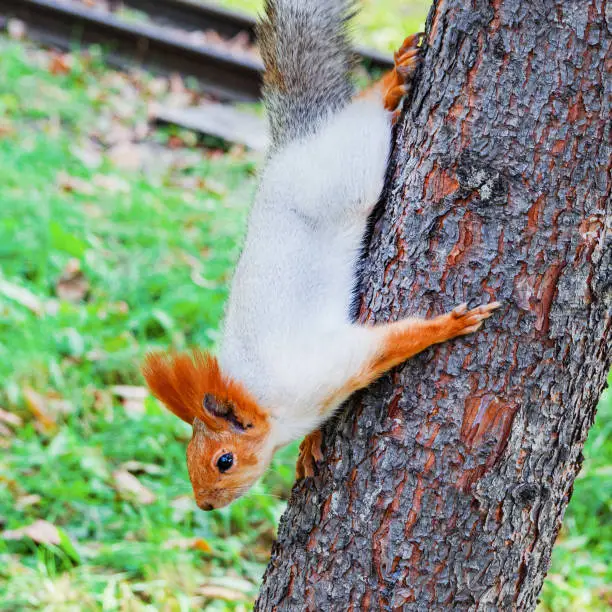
left=0, top=21, right=610, bottom=612
left=0, top=40, right=297, bottom=610
left=540, top=379, right=612, bottom=611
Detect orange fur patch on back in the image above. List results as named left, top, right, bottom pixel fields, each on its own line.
left=142, top=349, right=269, bottom=435
left=358, top=33, right=422, bottom=111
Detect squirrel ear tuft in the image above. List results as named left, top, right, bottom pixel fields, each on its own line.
left=142, top=349, right=270, bottom=436
left=142, top=351, right=202, bottom=425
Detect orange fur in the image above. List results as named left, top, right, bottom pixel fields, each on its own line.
left=358, top=33, right=423, bottom=111
left=369, top=316, right=461, bottom=380
left=319, top=303, right=501, bottom=416
left=186, top=419, right=269, bottom=509
left=370, top=303, right=500, bottom=377
left=142, top=349, right=273, bottom=509
left=142, top=349, right=269, bottom=434
left=296, top=429, right=323, bottom=479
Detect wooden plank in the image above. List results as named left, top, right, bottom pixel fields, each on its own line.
left=1, top=0, right=262, bottom=101
left=154, top=103, right=268, bottom=151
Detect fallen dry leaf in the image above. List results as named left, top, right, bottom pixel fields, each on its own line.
left=146, top=77, right=168, bottom=97
left=113, top=301, right=129, bottom=314
left=108, top=97, right=140, bottom=121
left=111, top=385, right=147, bottom=415
left=16, top=494, right=42, bottom=510
left=92, top=174, right=130, bottom=194
left=91, top=388, right=112, bottom=412
left=112, top=469, right=156, bottom=505
left=170, top=495, right=197, bottom=522
left=72, top=142, right=103, bottom=169
left=22, top=387, right=57, bottom=431
left=0, top=119, right=14, bottom=138
left=168, top=135, right=187, bottom=149
left=197, top=585, right=248, bottom=602
left=121, top=460, right=164, bottom=475
left=169, top=72, right=186, bottom=94
left=82, top=203, right=104, bottom=219
left=3, top=520, right=61, bottom=546
left=192, top=539, right=213, bottom=553
left=0, top=408, right=22, bottom=428
left=163, top=537, right=212, bottom=553
left=56, top=259, right=90, bottom=302
left=0, top=279, right=44, bottom=316
left=111, top=385, right=147, bottom=400
left=48, top=396, right=74, bottom=417
left=85, top=348, right=107, bottom=363
left=201, top=178, right=227, bottom=197
left=108, top=141, right=142, bottom=171
left=0, top=409, right=20, bottom=439
left=132, top=121, right=150, bottom=141
left=0, top=475, right=21, bottom=495
left=48, top=52, right=72, bottom=75
left=170, top=175, right=205, bottom=191
left=57, top=171, right=95, bottom=196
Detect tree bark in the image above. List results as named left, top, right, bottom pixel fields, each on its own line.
left=257, top=0, right=611, bottom=609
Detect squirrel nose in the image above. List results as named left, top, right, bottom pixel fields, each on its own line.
left=200, top=502, right=215, bottom=511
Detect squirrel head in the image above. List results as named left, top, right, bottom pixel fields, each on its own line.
left=142, top=350, right=272, bottom=510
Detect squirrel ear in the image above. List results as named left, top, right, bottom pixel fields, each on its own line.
left=141, top=351, right=200, bottom=425
left=202, top=393, right=255, bottom=433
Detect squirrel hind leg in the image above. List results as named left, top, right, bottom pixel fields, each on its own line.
left=384, top=85, right=410, bottom=114
left=395, top=32, right=424, bottom=59
left=296, top=429, right=324, bottom=479
left=359, top=32, right=423, bottom=111
left=382, top=32, right=424, bottom=111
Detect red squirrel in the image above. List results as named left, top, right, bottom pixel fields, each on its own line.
left=142, top=0, right=500, bottom=511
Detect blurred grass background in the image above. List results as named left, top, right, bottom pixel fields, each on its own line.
left=0, top=1, right=610, bottom=610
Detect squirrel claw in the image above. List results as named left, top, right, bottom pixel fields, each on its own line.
left=397, top=32, right=424, bottom=55
left=383, top=32, right=423, bottom=111
left=447, top=301, right=502, bottom=337
left=296, top=429, right=324, bottom=480
left=396, top=33, right=423, bottom=59
left=452, top=302, right=469, bottom=317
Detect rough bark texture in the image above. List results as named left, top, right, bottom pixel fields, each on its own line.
left=257, top=0, right=611, bottom=610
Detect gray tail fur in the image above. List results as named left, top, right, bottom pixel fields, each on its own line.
left=257, top=0, right=357, bottom=150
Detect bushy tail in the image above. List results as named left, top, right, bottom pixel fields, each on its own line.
left=257, top=0, right=357, bottom=150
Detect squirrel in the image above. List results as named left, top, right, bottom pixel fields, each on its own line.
left=142, top=0, right=500, bottom=511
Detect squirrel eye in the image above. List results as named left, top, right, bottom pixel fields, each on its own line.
left=216, top=453, right=234, bottom=473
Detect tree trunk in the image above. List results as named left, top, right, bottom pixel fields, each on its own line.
left=256, top=0, right=611, bottom=609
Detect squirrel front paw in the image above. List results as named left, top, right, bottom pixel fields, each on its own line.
left=295, top=429, right=324, bottom=479
left=442, top=302, right=502, bottom=339
left=383, top=32, right=424, bottom=112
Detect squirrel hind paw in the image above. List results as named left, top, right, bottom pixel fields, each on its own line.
left=383, top=33, right=423, bottom=112
left=384, top=85, right=410, bottom=112
left=295, top=429, right=324, bottom=480
left=396, top=32, right=424, bottom=58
